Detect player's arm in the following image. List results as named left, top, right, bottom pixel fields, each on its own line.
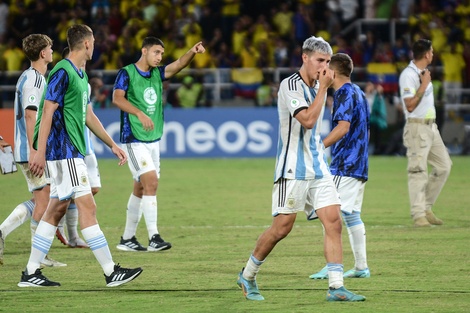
left=112, top=69, right=154, bottom=131
left=323, top=120, right=350, bottom=148
left=21, top=81, right=43, bottom=159
left=402, top=69, right=431, bottom=113
left=164, top=41, right=205, bottom=79
left=25, top=109, right=37, bottom=151
left=294, top=69, right=334, bottom=129
left=85, top=105, right=127, bottom=165
left=29, top=100, right=57, bottom=177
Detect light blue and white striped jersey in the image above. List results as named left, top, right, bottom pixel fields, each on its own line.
left=14, top=67, right=46, bottom=162
left=274, top=72, right=330, bottom=181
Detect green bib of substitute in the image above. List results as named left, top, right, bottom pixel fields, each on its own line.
left=124, top=64, right=163, bottom=142
left=34, top=59, right=88, bottom=155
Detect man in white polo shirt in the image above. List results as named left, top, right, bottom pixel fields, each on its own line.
left=398, top=39, right=452, bottom=227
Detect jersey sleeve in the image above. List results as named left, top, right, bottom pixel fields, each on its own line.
left=279, top=79, right=309, bottom=116
left=22, top=74, right=44, bottom=111
left=157, top=65, right=167, bottom=81
left=45, top=69, right=68, bottom=104
left=113, top=69, right=130, bottom=92
left=332, top=87, right=354, bottom=123
left=399, top=69, right=417, bottom=100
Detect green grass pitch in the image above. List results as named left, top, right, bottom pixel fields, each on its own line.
left=0, top=156, right=469, bottom=312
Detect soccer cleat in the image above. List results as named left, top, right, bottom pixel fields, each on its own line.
left=116, top=236, right=147, bottom=252
left=413, top=216, right=431, bottom=227
left=17, top=269, right=61, bottom=287
left=105, top=264, right=143, bottom=287
left=68, top=237, right=89, bottom=248
left=343, top=268, right=370, bottom=278
left=0, top=230, right=4, bottom=266
left=309, top=265, right=328, bottom=279
left=40, top=255, right=67, bottom=268
left=56, top=227, right=69, bottom=246
left=327, top=286, right=366, bottom=301
left=148, top=234, right=172, bottom=252
left=237, top=269, right=265, bottom=301
left=425, top=211, right=443, bottom=225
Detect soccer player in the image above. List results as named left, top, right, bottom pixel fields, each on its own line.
left=19, top=24, right=142, bottom=287
left=398, top=39, right=452, bottom=227
left=236, top=36, right=365, bottom=302
left=0, top=34, right=65, bottom=268
left=309, top=53, right=370, bottom=280
left=112, top=37, right=205, bottom=252
left=55, top=47, right=95, bottom=249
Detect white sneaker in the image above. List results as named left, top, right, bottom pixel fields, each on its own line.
left=40, top=255, right=67, bottom=268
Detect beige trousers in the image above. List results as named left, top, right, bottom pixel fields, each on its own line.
left=402, top=122, right=452, bottom=219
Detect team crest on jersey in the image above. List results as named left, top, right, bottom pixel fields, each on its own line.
left=144, top=87, right=157, bottom=105
left=287, top=196, right=295, bottom=208
left=28, top=95, right=37, bottom=104
left=290, top=99, right=300, bottom=108
left=140, top=158, right=148, bottom=168
left=80, top=173, right=88, bottom=185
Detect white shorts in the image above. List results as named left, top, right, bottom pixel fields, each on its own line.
left=18, top=163, right=49, bottom=192
left=122, top=142, right=160, bottom=181
left=272, top=174, right=341, bottom=220
left=47, top=158, right=91, bottom=200
left=333, top=176, right=366, bottom=214
left=84, top=153, right=101, bottom=188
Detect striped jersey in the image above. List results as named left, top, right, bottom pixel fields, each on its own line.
left=14, top=67, right=46, bottom=162
left=274, top=72, right=330, bottom=182
left=329, top=83, right=369, bottom=181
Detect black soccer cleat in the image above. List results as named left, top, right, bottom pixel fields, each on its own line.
left=17, top=269, right=61, bottom=287
left=116, top=236, right=147, bottom=252
left=105, top=264, right=143, bottom=287
left=148, top=234, right=172, bottom=252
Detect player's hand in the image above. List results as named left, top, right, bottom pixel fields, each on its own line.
left=192, top=41, right=206, bottom=54
left=29, top=151, right=46, bottom=177
left=111, top=145, right=127, bottom=166
left=318, top=68, right=334, bottom=88
left=137, top=111, right=154, bottom=132
left=420, top=68, right=432, bottom=86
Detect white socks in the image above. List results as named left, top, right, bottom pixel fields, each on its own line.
left=243, top=254, right=264, bottom=280
left=141, top=195, right=158, bottom=239
left=347, top=223, right=368, bottom=270
left=123, top=194, right=142, bottom=239
left=66, top=203, right=80, bottom=240
left=327, top=263, right=344, bottom=289
left=27, top=221, right=56, bottom=274
left=0, top=200, right=34, bottom=238
left=82, top=224, right=114, bottom=275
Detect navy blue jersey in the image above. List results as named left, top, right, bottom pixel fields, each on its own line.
left=330, top=83, right=369, bottom=180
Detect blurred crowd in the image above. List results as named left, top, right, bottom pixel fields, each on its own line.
left=1, top=0, right=470, bottom=105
